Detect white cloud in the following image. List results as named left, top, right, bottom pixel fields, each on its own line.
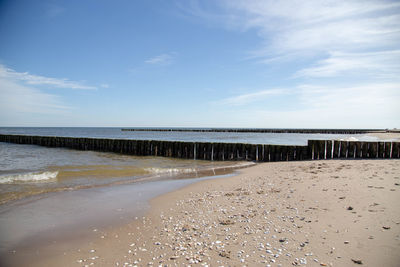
left=181, top=1, right=400, bottom=60
left=211, top=83, right=400, bottom=128
left=0, top=64, right=97, bottom=90
left=298, top=83, right=400, bottom=110
left=145, top=53, right=175, bottom=65
left=217, top=89, right=287, bottom=106
left=0, top=78, right=70, bottom=115
left=0, top=64, right=99, bottom=125
left=294, top=83, right=400, bottom=127
left=179, top=0, right=400, bottom=128
left=295, top=50, right=400, bottom=79
left=219, top=0, right=400, bottom=59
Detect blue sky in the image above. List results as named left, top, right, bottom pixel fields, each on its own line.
left=0, top=0, right=399, bottom=128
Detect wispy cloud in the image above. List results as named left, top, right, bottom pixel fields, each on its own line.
left=298, top=83, right=400, bottom=110
left=218, top=0, right=400, bottom=60
left=182, top=1, right=400, bottom=61
left=0, top=64, right=99, bottom=125
left=0, top=77, right=70, bottom=115
left=295, top=50, right=400, bottom=79
left=217, top=89, right=287, bottom=106
left=145, top=53, right=175, bottom=65
left=0, top=64, right=97, bottom=90
left=179, top=0, right=400, bottom=128
left=212, top=83, right=400, bottom=128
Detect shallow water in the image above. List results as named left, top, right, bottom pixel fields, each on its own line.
left=0, top=173, right=235, bottom=255
left=0, top=142, right=251, bottom=204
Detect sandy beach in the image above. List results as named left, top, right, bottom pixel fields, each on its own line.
left=366, top=132, right=400, bottom=142
left=4, top=158, right=399, bottom=267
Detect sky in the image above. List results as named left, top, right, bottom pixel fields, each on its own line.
left=0, top=0, right=399, bottom=128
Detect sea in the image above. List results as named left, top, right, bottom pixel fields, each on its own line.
left=0, top=127, right=380, bottom=205
left=0, top=127, right=381, bottom=255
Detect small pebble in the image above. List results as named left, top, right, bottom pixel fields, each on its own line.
left=351, top=259, right=363, bottom=264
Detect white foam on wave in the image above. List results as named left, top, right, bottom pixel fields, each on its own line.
left=145, top=161, right=255, bottom=176
left=0, top=171, right=59, bottom=184
left=145, top=167, right=197, bottom=175
left=339, top=137, right=359, bottom=141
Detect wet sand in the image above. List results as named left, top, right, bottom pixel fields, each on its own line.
left=0, top=169, right=240, bottom=266
left=5, top=159, right=399, bottom=267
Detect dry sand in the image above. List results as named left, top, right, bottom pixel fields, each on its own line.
left=5, top=159, right=400, bottom=267
left=366, top=132, right=400, bottom=141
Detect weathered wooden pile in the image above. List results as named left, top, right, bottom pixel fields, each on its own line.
left=0, top=134, right=398, bottom=162
left=121, top=128, right=383, bottom=134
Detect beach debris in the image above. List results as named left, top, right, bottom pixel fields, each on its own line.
left=219, top=219, right=235, bottom=225
left=218, top=250, right=230, bottom=258
left=299, top=258, right=307, bottom=264
left=88, top=160, right=399, bottom=267
left=351, top=259, right=363, bottom=264
left=181, top=224, right=191, bottom=232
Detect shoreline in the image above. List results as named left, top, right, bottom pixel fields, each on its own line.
left=4, top=158, right=399, bottom=266
left=0, top=167, right=245, bottom=266
left=0, top=159, right=254, bottom=206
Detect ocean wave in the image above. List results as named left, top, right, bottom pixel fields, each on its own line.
left=145, top=162, right=255, bottom=176
left=145, top=167, right=198, bottom=175
left=339, top=137, right=359, bottom=141
left=0, top=171, right=59, bottom=184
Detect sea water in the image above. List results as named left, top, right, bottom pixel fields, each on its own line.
left=0, top=142, right=251, bottom=205
left=0, top=127, right=380, bottom=145
left=0, top=127, right=380, bottom=204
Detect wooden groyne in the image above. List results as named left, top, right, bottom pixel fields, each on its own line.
left=0, top=134, right=399, bottom=162
left=121, top=128, right=385, bottom=134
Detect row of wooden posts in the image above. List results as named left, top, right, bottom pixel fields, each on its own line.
left=121, top=128, right=383, bottom=134
left=0, top=134, right=399, bottom=162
